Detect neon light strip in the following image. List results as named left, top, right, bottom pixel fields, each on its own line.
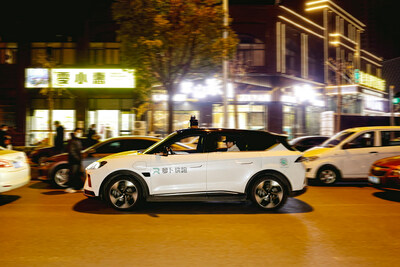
left=329, top=41, right=356, bottom=52
left=306, top=0, right=365, bottom=27
left=306, top=0, right=328, bottom=6
left=306, top=5, right=365, bottom=31
left=361, top=50, right=383, bottom=61
left=278, top=16, right=325, bottom=39
left=329, top=33, right=357, bottom=45
left=279, top=6, right=325, bottom=30
left=276, top=22, right=281, bottom=72
left=361, top=56, right=382, bottom=67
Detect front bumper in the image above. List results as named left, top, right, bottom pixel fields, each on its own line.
left=368, top=175, right=400, bottom=189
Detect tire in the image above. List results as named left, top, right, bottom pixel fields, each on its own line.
left=104, top=175, right=142, bottom=211
left=250, top=174, right=288, bottom=210
left=51, top=164, right=70, bottom=188
left=317, top=166, right=340, bottom=185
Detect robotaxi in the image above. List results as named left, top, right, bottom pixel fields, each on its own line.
left=84, top=128, right=307, bottom=211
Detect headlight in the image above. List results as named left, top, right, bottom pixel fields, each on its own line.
left=390, top=169, right=400, bottom=176
left=301, top=156, right=319, bottom=162
left=86, top=161, right=107, bottom=170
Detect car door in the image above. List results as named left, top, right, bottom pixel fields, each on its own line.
left=341, top=131, right=379, bottom=178
left=205, top=133, right=261, bottom=193
left=378, top=130, right=400, bottom=159
left=147, top=134, right=207, bottom=195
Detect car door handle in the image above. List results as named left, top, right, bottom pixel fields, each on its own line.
left=190, top=165, right=203, bottom=168
left=369, top=151, right=378, bottom=154
left=236, top=161, right=253, bottom=165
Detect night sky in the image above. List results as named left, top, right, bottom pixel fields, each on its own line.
left=0, top=0, right=398, bottom=59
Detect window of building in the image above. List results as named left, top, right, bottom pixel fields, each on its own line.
left=237, top=35, right=265, bottom=67
left=0, top=43, right=17, bottom=64
left=285, top=26, right=301, bottom=77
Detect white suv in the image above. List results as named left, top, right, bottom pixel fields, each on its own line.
left=303, top=126, right=400, bottom=185
left=84, top=128, right=307, bottom=211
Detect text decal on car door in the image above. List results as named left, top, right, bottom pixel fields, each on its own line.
left=152, top=167, right=188, bottom=175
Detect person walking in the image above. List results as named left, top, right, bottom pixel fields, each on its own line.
left=0, top=124, right=11, bottom=149
left=65, top=128, right=83, bottom=193
left=86, top=124, right=97, bottom=146
left=54, top=121, right=65, bottom=154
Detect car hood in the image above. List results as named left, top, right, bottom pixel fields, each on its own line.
left=303, top=147, right=331, bottom=157
left=374, top=156, right=400, bottom=168
left=99, top=150, right=141, bottom=161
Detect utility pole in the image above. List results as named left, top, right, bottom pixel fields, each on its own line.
left=390, top=85, right=395, bottom=126
left=335, top=60, right=342, bottom=133
left=222, top=0, right=229, bottom=128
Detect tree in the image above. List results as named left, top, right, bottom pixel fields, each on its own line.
left=113, top=0, right=238, bottom=133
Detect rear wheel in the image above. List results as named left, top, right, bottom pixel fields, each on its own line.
left=104, top=176, right=142, bottom=211
left=250, top=174, right=288, bottom=210
left=317, top=166, right=340, bottom=185
left=51, top=165, right=70, bottom=188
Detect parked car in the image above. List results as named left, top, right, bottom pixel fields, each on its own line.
left=0, top=146, right=31, bottom=193
left=29, top=137, right=95, bottom=165
left=302, top=126, right=400, bottom=185
left=38, top=136, right=162, bottom=188
left=368, top=156, right=400, bottom=189
left=83, top=128, right=307, bottom=211
left=289, top=136, right=329, bottom=152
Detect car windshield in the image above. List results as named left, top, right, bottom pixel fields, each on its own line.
left=142, top=132, right=178, bottom=154
left=321, top=131, right=355, bottom=148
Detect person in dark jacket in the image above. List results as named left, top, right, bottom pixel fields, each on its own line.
left=86, top=124, right=97, bottom=146
left=0, top=124, right=11, bottom=148
left=54, top=121, right=65, bottom=154
left=65, top=128, right=83, bottom=193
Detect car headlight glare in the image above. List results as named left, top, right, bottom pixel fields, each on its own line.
left=86, top=161, right=107, bottom=170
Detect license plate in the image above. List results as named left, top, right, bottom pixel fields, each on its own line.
left=368, top=176, right=380, bottom=184
left=13, top=161, right=22, bottom=168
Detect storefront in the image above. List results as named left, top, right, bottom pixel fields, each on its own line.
left=25, top=68, right=136, bottom=144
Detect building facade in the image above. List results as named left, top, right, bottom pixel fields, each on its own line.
left=0, top=0, right=391, bottom=145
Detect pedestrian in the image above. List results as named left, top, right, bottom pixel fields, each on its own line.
left=54, top=121, right=65, bottom=154
left=65, top=128, right=84, bottom=193
left=86, top=124, right=97, bottom=146
left=0, top=124, right=12, bottom=149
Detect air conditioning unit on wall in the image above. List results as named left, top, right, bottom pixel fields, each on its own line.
left=133, top=121, right=147, bottom=136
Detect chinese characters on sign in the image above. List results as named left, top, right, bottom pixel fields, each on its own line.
left=25, top=68, right=135, bottom=88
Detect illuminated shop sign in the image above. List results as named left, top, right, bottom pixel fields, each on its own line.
left=355, top=70, right=385, bottom=91
left=26, top=68, right=135, bottom=88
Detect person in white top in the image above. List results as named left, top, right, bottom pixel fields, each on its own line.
left=224, top=136, right=240, bottom=152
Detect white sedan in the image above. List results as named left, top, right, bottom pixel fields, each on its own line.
left=0, top=147, right=31, bottom=193
left=84, top=128, right=307, bottom=211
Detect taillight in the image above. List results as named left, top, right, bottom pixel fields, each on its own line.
left=0, top=159, right=13, bottom=168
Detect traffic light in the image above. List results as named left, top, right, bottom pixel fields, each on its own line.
left=393, top=92, right=400, bottom=105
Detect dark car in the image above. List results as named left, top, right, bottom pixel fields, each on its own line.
left=29, top=138, right=95, bottom=165
left=289, top=136, right=329, bottom=152
left=368, top=156, right=400, bottom=189
left=38, top=136, right=162, bottom=188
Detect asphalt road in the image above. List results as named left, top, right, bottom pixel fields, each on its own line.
left=1, top=180, right=399, bottom=267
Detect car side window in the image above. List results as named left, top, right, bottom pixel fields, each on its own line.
left=205, top=134, right=246, bottom=152
left=95, top=141, right=122, bottom=153
left=381, top=131, right=400, bottom=146
left=346, top=132, right=375, bottom=149
left=125, top=139, right=157, bottom=151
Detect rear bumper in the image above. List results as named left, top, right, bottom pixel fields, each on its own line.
left=0, top=167, right=31, bottom=193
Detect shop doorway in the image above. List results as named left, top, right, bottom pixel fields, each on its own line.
left=93, top=110, right=120, bottom=139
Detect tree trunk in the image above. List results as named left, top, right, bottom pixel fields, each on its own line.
left=166, top=83, right=175, bottom=134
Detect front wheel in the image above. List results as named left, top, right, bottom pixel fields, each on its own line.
left=250, top=174, right=288, bottom=210
left=51, top=165, right=70, bottom=188
left=317, top=166, right=340, bottom=185
left=104, top=176, right=142, bottom=211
